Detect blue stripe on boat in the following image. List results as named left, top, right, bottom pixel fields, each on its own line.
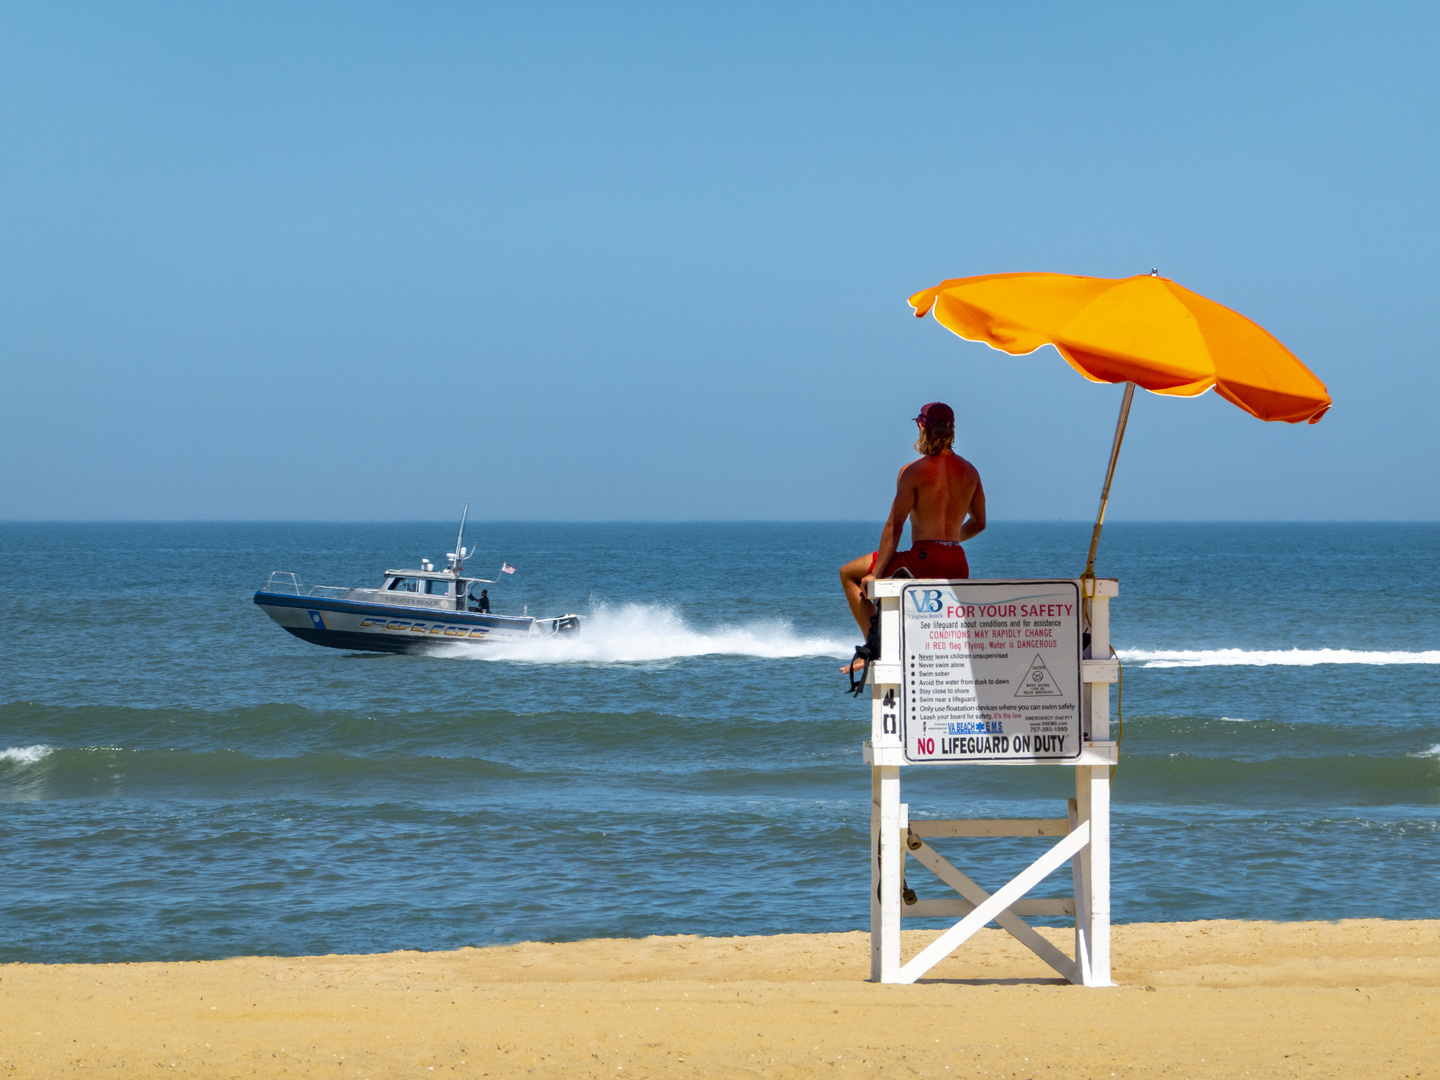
left=253, top=591, right=532, bottom=630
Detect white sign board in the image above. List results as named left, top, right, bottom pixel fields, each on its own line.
left=900, top=580, right=1083, bottom=764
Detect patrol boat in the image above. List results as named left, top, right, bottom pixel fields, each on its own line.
left=253, top=509, right=581, bottom=653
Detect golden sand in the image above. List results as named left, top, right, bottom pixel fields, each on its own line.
left=3, top=920, right=1436, bottom=1078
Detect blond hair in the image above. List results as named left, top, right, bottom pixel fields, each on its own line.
left=915, top=425, right=954, bottom=456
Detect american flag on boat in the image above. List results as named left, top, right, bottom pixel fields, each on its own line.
left=500, top=562, right=517, bottom=575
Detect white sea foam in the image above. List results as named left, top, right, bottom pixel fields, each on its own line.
left=1412, top=744, right=1440, bottom=760
left=1219, top=716, right=1252, bottom=723
left=1119, top=647, right=1440, bottom=669
left=0, top=745, right=53, bottom=766
left=437, top=602, right=854, bottom=664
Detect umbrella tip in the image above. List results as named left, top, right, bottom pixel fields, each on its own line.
left=1150, top=268, right=1159, bottom=277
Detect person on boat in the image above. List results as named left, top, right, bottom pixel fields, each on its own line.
left=840, top=402, right=986, bottom=675
left=470, top=589, right=490, bottom=613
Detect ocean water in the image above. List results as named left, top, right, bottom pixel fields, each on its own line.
left=1, top=521, right=1437, bottom=964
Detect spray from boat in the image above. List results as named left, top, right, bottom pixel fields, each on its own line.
left=434, top=602, right=852, bottom=664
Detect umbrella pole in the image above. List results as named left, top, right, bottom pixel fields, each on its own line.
left=1083, top=382, right=1135, bottom=580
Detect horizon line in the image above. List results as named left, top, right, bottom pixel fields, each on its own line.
left=1, top=518, right=1437, bottom=526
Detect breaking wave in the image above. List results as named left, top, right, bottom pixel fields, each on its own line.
left=1118, top=647, right=1440, bottom=669
left=436, top=602, right=853, bottom=664
left=0, top=745, right=52, bottom=766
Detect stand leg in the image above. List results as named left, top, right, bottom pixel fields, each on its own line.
left=1086, top=764, right=1111, bottom=985
left=1074, top=770, right=1092, bottom=982
left=1075, top=765, right=1112, bottom=986
left=869, top=766, right=881, bottom=982
left=1069, top=798, right=1091, bottom=985
left=1080, top=588, right=1112, bottom=985
left=876, top=765, right=902, bottom=983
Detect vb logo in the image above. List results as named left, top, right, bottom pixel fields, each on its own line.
left=908, top=589, right=944, bottom=614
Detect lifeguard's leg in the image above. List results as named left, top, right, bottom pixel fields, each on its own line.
left=840, top=554, right=876, bottom=635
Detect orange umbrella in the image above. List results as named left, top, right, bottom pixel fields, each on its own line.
left=908, top=271, right=1331, bottom=574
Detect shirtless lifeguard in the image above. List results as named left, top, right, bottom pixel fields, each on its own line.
left=840, top=402, right=985, bottom=671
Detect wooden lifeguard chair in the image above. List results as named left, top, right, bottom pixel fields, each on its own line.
left=863, top=575, right=1119, bottom=985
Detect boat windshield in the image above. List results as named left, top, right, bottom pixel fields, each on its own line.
left=388, top=577, right=419, bottom=592
left=424, top=579, right=450, bottom=595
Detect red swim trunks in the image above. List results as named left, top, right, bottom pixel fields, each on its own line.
left=868, top=541, right=970, bottom=579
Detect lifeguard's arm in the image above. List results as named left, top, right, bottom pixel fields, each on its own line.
left=958, top=475, right=987, bottom=542
left=868, top=467, right=917, bottom=581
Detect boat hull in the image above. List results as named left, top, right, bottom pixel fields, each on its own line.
left=253, top=592, right=579, bottom=653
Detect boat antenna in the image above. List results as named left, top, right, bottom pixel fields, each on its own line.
left=447, top=503, right=470, bottom=573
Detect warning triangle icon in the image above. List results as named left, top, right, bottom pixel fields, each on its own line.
left=1014, top=653, right=1063, bottom=697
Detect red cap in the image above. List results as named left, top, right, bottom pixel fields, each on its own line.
left=914, top=402, right=954, bottom=429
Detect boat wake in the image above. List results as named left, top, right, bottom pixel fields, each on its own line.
left=436, top=603, right=853, bottom=664
left=1119, top=647, right=1440, bottom=668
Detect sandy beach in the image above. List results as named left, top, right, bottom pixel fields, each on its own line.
left=2, top=919, right=1436, bottom=1078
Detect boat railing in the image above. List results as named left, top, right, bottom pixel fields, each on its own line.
left=264, top=571, right=304, bottom=594
left=262, top=572, right=350, bottom=600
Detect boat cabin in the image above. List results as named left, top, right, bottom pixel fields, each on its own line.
left=359, top=567, right=490, bottom=612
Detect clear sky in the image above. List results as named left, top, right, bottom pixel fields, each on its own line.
left=2, top=2, right=1436, bottom=521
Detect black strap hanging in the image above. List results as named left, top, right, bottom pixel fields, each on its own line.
left=846, top=612, right=882, bottom=697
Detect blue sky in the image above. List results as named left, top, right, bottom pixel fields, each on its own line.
left=2, top=2, right=1435, bottom=521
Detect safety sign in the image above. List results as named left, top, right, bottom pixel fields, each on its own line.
left=899, top=580, right=1083, bottom=763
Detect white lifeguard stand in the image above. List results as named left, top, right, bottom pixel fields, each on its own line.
left=863, top=575, right=1120, bottom=985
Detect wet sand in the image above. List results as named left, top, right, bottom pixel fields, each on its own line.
left=3, top=920, right=1436, bottom=1078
